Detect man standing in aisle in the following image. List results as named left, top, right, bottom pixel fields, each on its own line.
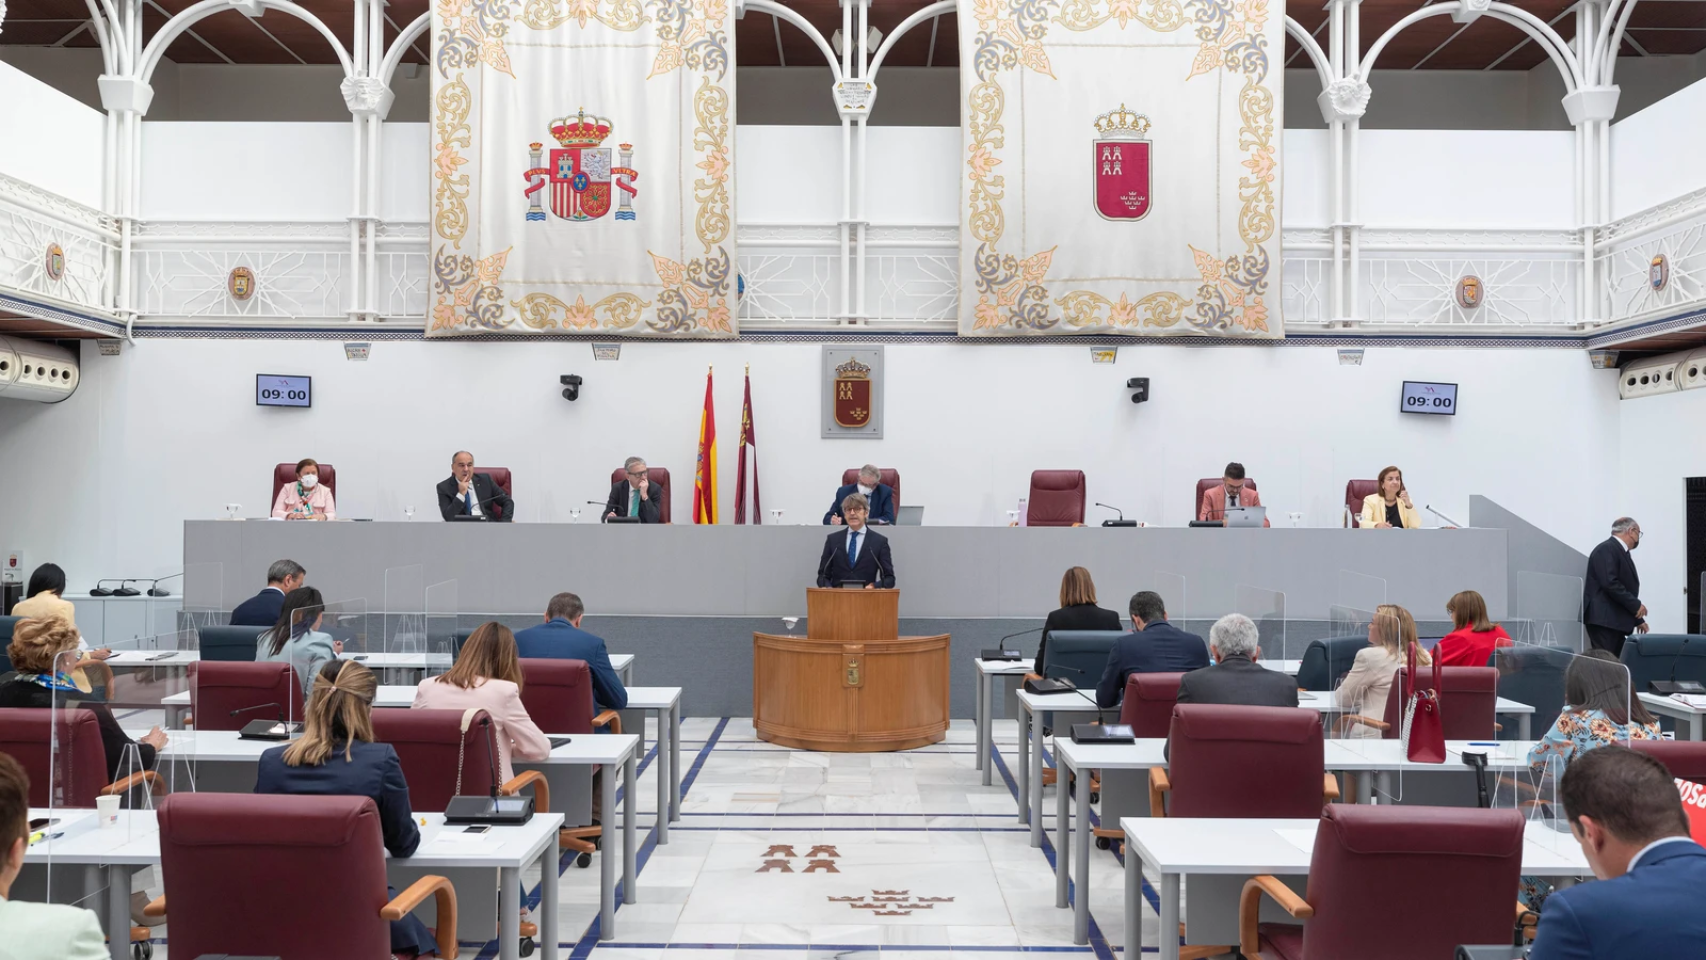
left=605, top=457, right=664, bottom=523
left=437, top=450, right=514, bottom=521
left=1583, top=517, right=1647, bottom=656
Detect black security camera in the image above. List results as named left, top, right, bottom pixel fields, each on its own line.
left=560, top=374, right=583, bottom=401
left=1127, top=377, right=1150, bottom=404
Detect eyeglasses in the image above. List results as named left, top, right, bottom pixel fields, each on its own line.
left=628, top=469, right=649, bottom=478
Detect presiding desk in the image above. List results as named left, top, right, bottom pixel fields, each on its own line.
left=753, top=588, right=949, bottom=751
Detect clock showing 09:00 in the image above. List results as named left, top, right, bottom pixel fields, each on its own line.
left=1400, top=380, right=1457, bottom=416
left=256, top=374, right=312, bottom=408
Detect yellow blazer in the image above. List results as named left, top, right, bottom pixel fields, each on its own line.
left=10, top=591, right=91, bottom=691
left=1360, top=493, right=1422, bottom=529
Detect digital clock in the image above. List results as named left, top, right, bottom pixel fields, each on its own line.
left=1400, top=380, right=1457, bottom=416
left=256, top=374, right=312, bottom=408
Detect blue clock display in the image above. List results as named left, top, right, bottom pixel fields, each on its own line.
left=256, top=374, right=312, bottom=408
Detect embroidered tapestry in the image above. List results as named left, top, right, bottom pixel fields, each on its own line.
left=958, top=0, right=1284, bottom=338
left=429, top=0, right=736, bottom=338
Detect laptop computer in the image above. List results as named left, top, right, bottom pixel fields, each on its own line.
left=896, top=505, right=924, bottom=526
left=1224, top=505, right=1266, bottom=528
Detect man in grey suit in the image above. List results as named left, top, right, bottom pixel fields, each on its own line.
left=1175, top=613, right=1299, bottom=708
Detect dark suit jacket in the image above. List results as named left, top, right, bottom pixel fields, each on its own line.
left=1096, top=621, right=1212, bottom=708
left=1584, top=536, right=1643, bottom=632
left=256, top=739, right=419, bottom=858
left=824, top=482, right=896, bottom=525
left=817, top=527, right=896, bottom=589
left=1036, top=603, right=1122, bottom=675
left=230, top=586, right=286, bottom=627
left=436, top=472, right=514, bottom=521
left=1531, top=840, right=1706, bottom=960
left=604, top=480, right=664, bottom=523
left=512, top=618, right=629, bottom=710
left=1175, top=655, right=1299, bottom=708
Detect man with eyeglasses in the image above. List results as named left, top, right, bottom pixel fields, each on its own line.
left=605, top=456, right=664, bottom=523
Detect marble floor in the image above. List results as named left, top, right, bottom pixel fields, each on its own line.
left=140, top=717, right=1183, bottom=959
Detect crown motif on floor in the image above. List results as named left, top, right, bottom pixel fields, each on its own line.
left=550, top=109, right=614, bottom=147
left=1093, top=104, right=1151, bottom=137
left=835, top=358, right=872, bottom=379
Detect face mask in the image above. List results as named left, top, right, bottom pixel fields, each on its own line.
left=300, top=475, right=318, bottom=490
left=1630, top=534, right=1640, bottom=550
left=858, top=484, right=874, bottom=496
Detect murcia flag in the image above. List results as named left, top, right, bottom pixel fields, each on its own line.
left=734, top=367, right=760, bottom=524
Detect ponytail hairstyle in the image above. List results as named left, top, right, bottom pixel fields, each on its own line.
left=281, top=659, right=377, bottom=767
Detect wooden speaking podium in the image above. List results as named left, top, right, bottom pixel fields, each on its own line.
left=753, top=588, right=950, bottom=752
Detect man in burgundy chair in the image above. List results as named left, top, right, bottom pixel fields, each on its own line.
left=1198, top=461, right=1270, bottom=527
left=436, top=449, right=514, bottom=521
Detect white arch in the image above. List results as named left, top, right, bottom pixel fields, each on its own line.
left=82, top=0, right=118, bottom=75
left=140, top=0, right=353, bottom=85
left=868, top=0, right=954, bottom=79
left=380, top=11, right=430, bottom=87
left=743, top=0, right=842, bottom=82
left=1361, top=2, right=1581, bottom=94
left=1598, top=0, right=1641, bottom=86
left=1283, top=15, right=1331, bottom=91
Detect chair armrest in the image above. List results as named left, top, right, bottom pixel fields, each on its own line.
left=1516, top=901, right=1538, bottom=941
left=502, top=769, right=550, bottom=813
left=1322, top=772, right=1340, bottom=803
left=1148, top=767, right=1171, bottom=818
left=383, top=874, right=458, bottom=960
left=142, top=895, right=167, bottom=918
left=593, top=709, right=623, bottom=735
left=1333, top=714, right=1389, bottom=735
left=103, top=769, right=162, bottom=797
left=1239, top=875, right=1313, bottom=956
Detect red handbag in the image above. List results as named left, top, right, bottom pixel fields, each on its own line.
left=1400, top=644, right=1446, bottom=763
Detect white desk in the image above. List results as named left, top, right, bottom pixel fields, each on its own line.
left=1121, top=817, right=1589, bottom=960
left=622, top=686, right=684, bottom=843
left=1639, top=692, right=1706, bottom=740
left=974, top=658, right=1031, bottom=786
left=22, top=808, right=569, bottom=960
left=1016, top=687, right=1107, bottom=847
left=1259, top=659, right=1304, bottom=675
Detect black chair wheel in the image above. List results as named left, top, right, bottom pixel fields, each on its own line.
left=520, top=937, right=537, bottom=957
left=576, top=850, right=593, bottom=868
left=1089, top=791, right=1099, bottom=803
left=132, top=941, right=153, bottom=960
left=1096, top=836, right=1112, bottom=850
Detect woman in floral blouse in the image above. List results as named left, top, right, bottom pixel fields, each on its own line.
left=1526, top=649, right=1661, bottom=771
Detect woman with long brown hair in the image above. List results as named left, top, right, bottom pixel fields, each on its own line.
left=255, top=660, right=440, bottom=957
left=1034, top=566, right=1121, bottom=674
left=1433, top=589, right=1514, bottom=667
left=412, top=622, right=550, bottom=783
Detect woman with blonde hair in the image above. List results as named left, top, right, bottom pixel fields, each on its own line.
left=413, top=622, right=550, bottom=784
left=1034, top=566, right=1121, bottom=674
left=255, top=660, right=439, bottom=957
left=1433, top=589, right=1514, bottom=667
left=1336, top=603, right=1432, bottom=739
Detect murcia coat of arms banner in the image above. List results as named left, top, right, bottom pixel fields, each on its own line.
left=430, top=0, right=737, bottom=338
left=959, top=0, right=1285, bottom=338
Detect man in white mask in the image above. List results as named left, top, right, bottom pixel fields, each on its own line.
left=824, top=463, right=895, bottom=526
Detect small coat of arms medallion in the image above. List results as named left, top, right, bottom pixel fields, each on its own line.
left=1455, top=275, right=1483, bottom=310
left=834, top=358, right=872, bottom=428
left=1651, top=254, right=1669, bottom=292
left=522, top=109, right=640, bottom=223
left=229, top=266, right=257, bottom=302
left=44, top=243, right=65, bottom=282
left=1092, top=104, right=1151, bottom=222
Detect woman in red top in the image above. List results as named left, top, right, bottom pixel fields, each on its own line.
left=1433, top=589, right=1513, bottom=666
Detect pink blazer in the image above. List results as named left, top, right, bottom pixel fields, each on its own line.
left=272, top=481, right=337, bottom=520
left=1198, top=483, right=1270, bottom=526
left=411, top=676, right=551, bottom=784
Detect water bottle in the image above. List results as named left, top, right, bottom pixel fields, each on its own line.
left=1017, top=498, right=1028, bottom=527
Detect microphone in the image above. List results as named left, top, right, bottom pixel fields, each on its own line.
left=1425, top=505, right=1463, bottom=528
left=146, top=573, right=184, bottom=597
left=999, top=626, right=1044, bottom=644
left=1655, top=635, right=1703, bottom=695
left=89, top=579, right=125, bottom=597
left=230, top=702, right=284, bottom=721
left=1095, top=503, right=1137, bottom=528
left=112, top=579, right=142, bottom=597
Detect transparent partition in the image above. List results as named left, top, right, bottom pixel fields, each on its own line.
left=179, top=561, right=227, bottom=632
left=285, top=599, right=366, bottom=696
left=1513, top=572, right=1585, bottom=649
left=1495, top=651, right=1637, bottom=853
left=384, top=564, right=426, bottom=655
left=40, top=645, right=114, bottom=926
left=1337, top=571, right=1387, bottom=621
left=1234, top=584, right=1288, bottom=662
left=1152, top=571, right=1197, bottom=643
left=424, top=580, right=459, bottom=678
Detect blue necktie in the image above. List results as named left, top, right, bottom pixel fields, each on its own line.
left=848, top=531, right=860, bottom=564
left=464, top=488, right=473, bottom=514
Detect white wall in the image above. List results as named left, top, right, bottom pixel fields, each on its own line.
left=1611, top=75, right=1706, bottom=219
left=0, top=59, right=106, bottom=208
left=0, top=339, right=1624, bottom=587
left=1618, top=387, right=1706, bottom=633
left=1358, top=130, right=1575, bottom=228
left=141, top=123, right=356, bottom=221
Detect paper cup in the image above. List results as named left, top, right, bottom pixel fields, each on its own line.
left=95, top=794, right=120, bottom=827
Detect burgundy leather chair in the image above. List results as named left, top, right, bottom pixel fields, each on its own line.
left=841, top=467, right=901, bottom=504
left=1196, top=476, right=1258, bottom=518
left=1343, top=666, right=1499, bottom=740
left=1239, top=804, right=1526, bottom=960
left=273, top=461, right=337, bottom=503
left=0, top=707, right=159, bottom=806
left=153, top=793, right=457, bottom=960
left=609, top=465, right=672, bottom=523
left=1026, top=470, right=1086, bottom=526
left=370, top=708, right=540, bottom=811
left=1343, top=479, right=1378, bottom=527
left=1119, top=672, right=1187, bottom=737
left=477, top=467, right=514, bottom=520
left=188, top=661, right=303, bottom=731
left=1629, top=739, right=1706, bottom=781
left=1152, top=705, right=1336, bottom=818
left=519, top=658, right=621, bottom=863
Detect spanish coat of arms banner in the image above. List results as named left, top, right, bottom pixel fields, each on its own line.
left=429, top=0, right=737, bottom=338
left=958, top=0, right=1284, bottom=338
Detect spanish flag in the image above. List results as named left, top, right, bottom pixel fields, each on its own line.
left=693, top=367, right=718, bottom=524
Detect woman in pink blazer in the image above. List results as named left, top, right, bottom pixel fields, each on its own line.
left=411, top=622, right=550, bottom=783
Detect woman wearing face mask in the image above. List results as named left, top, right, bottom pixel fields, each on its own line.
left=272, top=457, right=336, bottom=520
left=1358, top=465, right=1422, bottom=529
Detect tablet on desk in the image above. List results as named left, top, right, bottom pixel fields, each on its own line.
left=549, top=737, right=573, bottom=749
left=1297, top=691, right=1318, bottom=701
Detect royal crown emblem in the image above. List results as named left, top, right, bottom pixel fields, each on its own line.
left=1091, top=104, right=1152, bottom=222
left=523, top=108, right=639, bottom=223
left=834, top=358, right=871, bottom=379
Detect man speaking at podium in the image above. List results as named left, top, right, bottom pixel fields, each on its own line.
left=817, top=493, right=896, bottom=589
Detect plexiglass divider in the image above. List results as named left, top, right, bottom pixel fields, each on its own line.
left=179, top=561, right=226, bottom=632
left=1513, top=571, right=1586, bottom=649
left=384, top=564, right=426, bottom=655
left=287, top=599, right=366, bottom=697
left=40, top=648, right=111, bottom=926
left=1152, top=571, right=1197, bottom=647
left=424, top=580, right=458, bottom=678
left=1234, top=584, right=1288, bottom=661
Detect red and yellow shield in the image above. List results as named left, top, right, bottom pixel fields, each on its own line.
left=833, top=358, right=872, bottom=427
left=1091, top=105, right=1153, bottom=222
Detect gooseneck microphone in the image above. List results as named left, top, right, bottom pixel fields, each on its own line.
left=231, top=702, right=285, bottom=721
left=1095, top=503, right=1138, bottom=527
